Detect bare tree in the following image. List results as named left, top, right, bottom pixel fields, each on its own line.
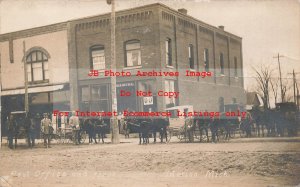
left=270, top=77, right=279, bottom=104
left=281, top=78, right=293, bottom=102
left=252, top=65, right=273, bottom=110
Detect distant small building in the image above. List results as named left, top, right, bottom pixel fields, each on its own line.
left=246, top=92, right=261, bottom=110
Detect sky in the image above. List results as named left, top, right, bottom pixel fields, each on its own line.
left=0, top=0, right=299, bottom=95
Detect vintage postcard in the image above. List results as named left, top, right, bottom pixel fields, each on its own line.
left=0, top=0, right=299, bottom=186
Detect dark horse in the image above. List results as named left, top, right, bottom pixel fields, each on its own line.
left=194, top=117, right=210, bottom=142
left=94, top=117, right=109, bottom=143
left=125, top=117, right=148, bottom=144
left=124, top=117, right=169, bottom=144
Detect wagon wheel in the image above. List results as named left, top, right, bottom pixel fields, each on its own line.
left=51, top=134, right=60, bottom=144
left=79, top=131, right=87, bottom=144
left=193, top=128, right=200, bottom=140
left=217, top=127, right=226, bottom=142
left=177, top=126, right=188, bottom=142
left=65, top=133, right=73, bottom=144
left=199, top=128, right=209, bottom=142
left=166, top=128, right=172, bottom=143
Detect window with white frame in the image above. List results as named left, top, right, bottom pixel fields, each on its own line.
left=125, top=40, right=141, bottom=67
left=91, top=45, right=105, bottom=70
left=234, top=57, right=238, bottom=77
left=204, top=48, right=209, bottom=72
left=165, top=38, right=172, bottom=66
left=26, top=50, right=49, bottom=82
left=188, top=44, right=194, bottom=69
left=165, top=80, right=175, bottom=106
left=220, top=53, right=224, bottom=74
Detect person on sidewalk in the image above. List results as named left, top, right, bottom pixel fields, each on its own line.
left=41, top=113, right=52, bottom=148
left=25, top=112, right=35, bottom=148
left=69, top=111, right=80, bottom=145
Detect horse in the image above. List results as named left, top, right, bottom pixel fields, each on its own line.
left=240, top=112, right=254, bottom=138
left=194, top=117, right=210, bottom=142
left=94, top=118, right=109, bottom=144
left=125, top=117, right=147, bottom=144
left=150, top=117, right=169, bottom=143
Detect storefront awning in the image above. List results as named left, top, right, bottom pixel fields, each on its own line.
left=1, top=84, right=65, bottom=96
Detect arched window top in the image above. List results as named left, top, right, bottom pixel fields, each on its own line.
left=90, top=44, right=104, bottom=50
left=125, top=39, right=140, bottom=45
left=23, top=47, right=50, bottom=62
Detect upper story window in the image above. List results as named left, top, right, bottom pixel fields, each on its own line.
left=26, top=50, right=49, bottom=82
left=165, top=80, right=175, bottom=107
left=204, top=48, right=209, bottom=72
left=90, top=45, right=105, bottom=70
left=234, top=57, right=238, bottom=77
left=220, top=53, right=224, bottom=75
left=125, top=40, right=141, bottom=67
left=188, top=44, right=194, bottom=69
left=219, top=97, right=224, bottom=112
left=165, top=38, right=172, bottom=66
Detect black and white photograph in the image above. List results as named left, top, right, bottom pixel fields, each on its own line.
left=0, top=0, right=299, bottom=186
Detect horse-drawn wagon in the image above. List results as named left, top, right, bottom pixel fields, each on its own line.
left=51, top=112, right=87, bottom=144
left=166, top=105, right=203, bottom=142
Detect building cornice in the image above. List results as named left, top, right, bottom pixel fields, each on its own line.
left=0, top=22, right=67, bottom=42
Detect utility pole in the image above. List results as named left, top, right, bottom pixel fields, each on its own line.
left=288, top=70, right=300, bottom=108
left=273, top=53, right=284, bottom=103
left=0, top=53, right=2, bottom=149
left=0, top=0, right=2, bottom=148
left=107, top=0, right=119, bottom=144
left=23, top=41, right=29, bottom=113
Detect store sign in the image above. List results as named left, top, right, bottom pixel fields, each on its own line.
left=116, top=82, right=135, bottom=88
left=143, top=96, right=153, bottom=105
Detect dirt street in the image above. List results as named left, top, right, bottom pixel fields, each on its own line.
left=0, top=137, right=300, bottom=187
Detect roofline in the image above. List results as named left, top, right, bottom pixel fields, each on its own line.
left=156, top=3, right=242, bottom=40
left=70, top=2, right=241, bottom=40
left=0, top=22, right=68, bottom=42
left=0, top=3, right=241, bottom=41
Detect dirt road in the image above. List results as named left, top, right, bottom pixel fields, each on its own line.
left=0, top=137, right=299, bottom=187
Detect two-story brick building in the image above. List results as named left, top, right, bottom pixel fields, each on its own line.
left=0, top=3, right=246, bottom=126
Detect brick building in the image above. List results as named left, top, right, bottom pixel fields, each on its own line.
left=0, top=3, right=246, bottom=124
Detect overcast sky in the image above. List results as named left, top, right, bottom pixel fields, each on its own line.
left=0, top=0, right=299, bottom=91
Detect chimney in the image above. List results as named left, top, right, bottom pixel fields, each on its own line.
left=178, top=8, right=188, bottom=15
left=218, top=25, right=225, bottom=30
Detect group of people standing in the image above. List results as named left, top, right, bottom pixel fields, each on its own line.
left=7, top=112, right=57, bottom=149
left=5, top=110, right=115, bottom=149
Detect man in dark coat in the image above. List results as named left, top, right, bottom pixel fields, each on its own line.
left=7, top=114, right=16, bottom=149
left=25, top=112, right=35, bottom=148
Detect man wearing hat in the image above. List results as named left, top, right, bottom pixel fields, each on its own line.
left=41, top=113, right=52, bottom=148
left=69, top=111, right=80, bottom=145
left=25, top=112, right=36, bottom=148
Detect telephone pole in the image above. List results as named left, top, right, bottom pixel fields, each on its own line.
left=288, top=70, right=300, bottom=108
left=107, top=0, right=119, bottom=144
left=0, top=53, right=2, bottom=148
left=273, top=53, right=285, bottom=103
left=23, top=41, right=29, bottom=113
